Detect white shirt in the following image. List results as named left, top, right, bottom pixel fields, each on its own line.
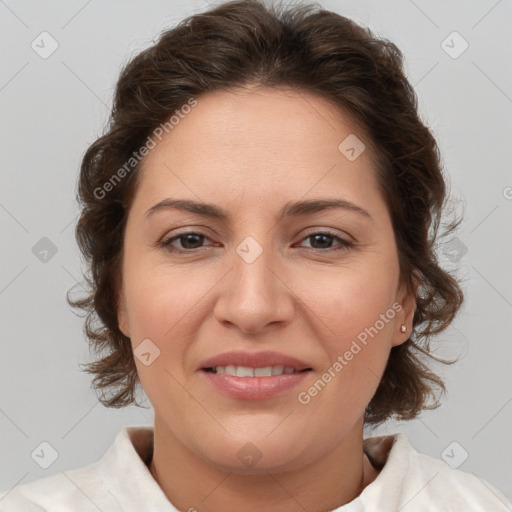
left=1, top=425, right=510, bottom=511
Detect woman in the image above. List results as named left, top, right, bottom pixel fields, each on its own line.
left=1, top=0, right=510, bottom=510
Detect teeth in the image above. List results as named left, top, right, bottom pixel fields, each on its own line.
left=254, top=367, right=272, bottom=376
left=236, top=366, right=254, bottom=377
left=271, top=365, right=284, bottom=375
left=214, top=365, right=297, bottom=377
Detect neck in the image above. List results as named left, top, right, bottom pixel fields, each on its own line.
left=148, top=418, right=379, bottom=512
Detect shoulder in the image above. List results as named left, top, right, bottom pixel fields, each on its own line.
left=0, top=458, right=118, bottom=512
left=0, top=426, right=153, bottom=512
left=360, top=433, right=512, bottom=511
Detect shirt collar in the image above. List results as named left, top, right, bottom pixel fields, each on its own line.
left=99, top=424, right=405, bottom=511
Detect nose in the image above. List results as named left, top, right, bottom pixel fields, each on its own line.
left=213, top=242, right=295, bottom=335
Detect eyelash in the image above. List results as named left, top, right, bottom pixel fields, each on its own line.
left=158, top=230, right=354, bottom=254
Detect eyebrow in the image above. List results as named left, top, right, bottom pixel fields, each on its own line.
left=144, top=198, right=372, bottom=221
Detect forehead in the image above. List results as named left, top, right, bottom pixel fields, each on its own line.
left=147, top=85, right=369, bottom=160
left=132, top=86, right=383, bottom=216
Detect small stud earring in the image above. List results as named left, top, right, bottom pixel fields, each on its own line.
left=400, top=324, right=407, bottom=333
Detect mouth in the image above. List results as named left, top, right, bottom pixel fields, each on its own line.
left=199, top=351, right=313, bottom=400
left=199, top=350, right=312, bottom=373
left=203, top=365, right=311, bottom=377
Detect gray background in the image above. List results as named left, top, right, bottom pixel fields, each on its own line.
left=1, top=0, right=511, bottom=502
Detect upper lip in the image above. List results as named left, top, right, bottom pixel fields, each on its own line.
left=200, top=351, right=312, bottom=371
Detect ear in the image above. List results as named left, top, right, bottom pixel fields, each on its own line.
left=391, top=274, right=417, bottom=347
left=117, top=290, right=131, bottom=338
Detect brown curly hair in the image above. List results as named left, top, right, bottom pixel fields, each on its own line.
left=67, top=0, right=463, bottom=425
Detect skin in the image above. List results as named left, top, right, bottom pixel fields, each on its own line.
left=117, top=86, right=416, bottom=512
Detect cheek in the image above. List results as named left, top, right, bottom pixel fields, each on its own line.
left=298, top=255, right=400, bottom=343
left=296, top=295, right=396, bottom=438
left=122, top=259, right=217, bottom=383
left=292, top=254, right=399, bottom=402
left=124, top=271, right=199, bottom=410
left=122, top=255, right=203, bottom=339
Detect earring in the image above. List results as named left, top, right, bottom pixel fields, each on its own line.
left=400, top=324, right=407, bottom=333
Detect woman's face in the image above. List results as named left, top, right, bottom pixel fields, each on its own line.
left=118, top=86, right=415, bottom=472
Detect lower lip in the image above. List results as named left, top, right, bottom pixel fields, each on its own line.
left=201, top=370, right=311, bottom=401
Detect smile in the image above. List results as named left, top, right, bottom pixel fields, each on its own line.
left=206, top=365, right=304, bottom=377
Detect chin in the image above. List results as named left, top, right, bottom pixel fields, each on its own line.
left=207, top=445, right=310, bottom=475
left=194, top=428, right=323, bottom=475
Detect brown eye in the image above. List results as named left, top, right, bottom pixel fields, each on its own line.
left=176, top=233, right=205, bottom=249
left=160, top=232, right=211, bottom=253
left=298, top=231, right=353, bottom=251
left=309, top=233, right=334, bottom=249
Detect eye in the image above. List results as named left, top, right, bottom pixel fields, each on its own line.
left=159, top=232, right=215, bottom=253
left=297, top=231, right=353, bottom=251
left=158, top=230, right=354, bottom=255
